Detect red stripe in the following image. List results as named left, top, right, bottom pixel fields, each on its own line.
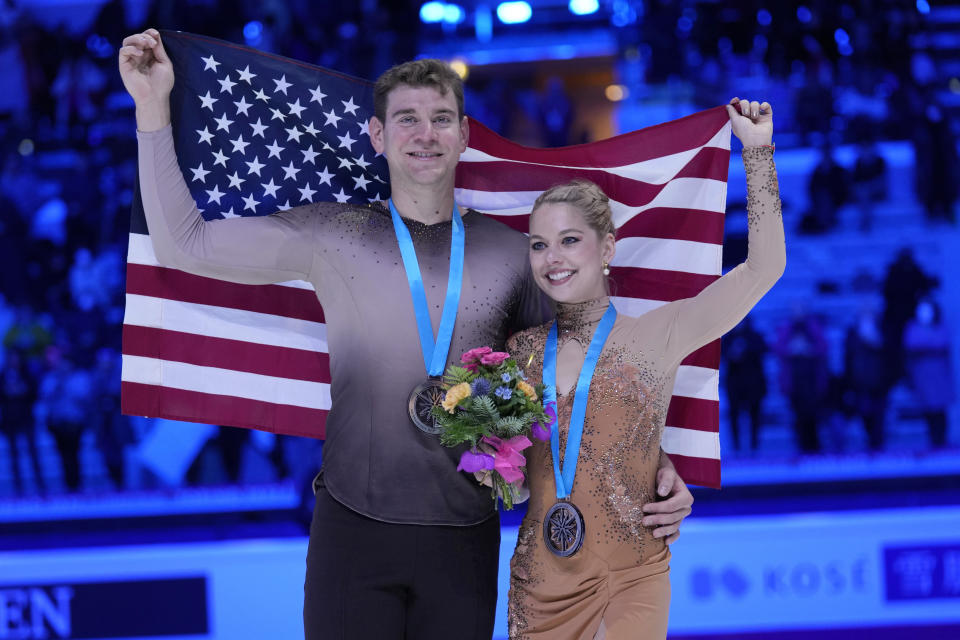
left=121, top=381, right=327, bottom=439
left=465, top=107, right=729, bottom=167
left=122, top=324, right=330, bottom=383
left=484, top=214, right=529, bottom=234
left=666, top=452, right=721, bottom=489
left=666, top=396, right=719, bottom=432
left=610, top=266, right=719, bottom=302
left=617, top=207, right=724, bottom=244
left=126, top=263, right=325, bottom=323
left=682, top=340, right=720, bottom=368
left=456, top=147, right=730, bottom=206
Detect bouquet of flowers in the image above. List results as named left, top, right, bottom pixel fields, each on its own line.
left=433, top=346, right=555, bottom=509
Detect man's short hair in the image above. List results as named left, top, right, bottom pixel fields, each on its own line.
left=373, top=59, right=464, bottom=122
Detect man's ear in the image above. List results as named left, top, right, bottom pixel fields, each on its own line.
left=369, top=116, right=384, bottom=154
left=459, top=115, right=469, bottom=153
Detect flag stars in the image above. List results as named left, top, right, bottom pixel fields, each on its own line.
left=213, top=113, right=234, bottom=132
left=237, top=65, right=256, bottom=83
left=190, top=163, right=210, bottom=183
left=249, top=118, right=268, bottom=138
left=201, top=55, right=220, bottom=72
left=298, top=183, right=317, bottom=202
left=285, top=126, right=304, bottom=143
left=332, top=188, right=351, bottom=203
left=245, top=156, right=266, bottom=177
left=353, top=154, right=370, bottom=170
left=196, top=127, right=214, bottom=144
left=217, top=75, right=237, bottom=94
left=323, top=109, right=342, bottom=128
left=270, top=107, right=287, bottom=122
left=308, top=85, right=327, bottom=105
left=358, top=120, right=370, bottom=138
left=301, top=146, right=320, bottom=164
left=281, top=161, right=301, bottom=181
left=221, top=207, right=239, bottom=219
left=265, top=140, right=284, bottom=159
left=253, top=88, right=270, bottom=102
left=287, top=99, right=306, bottom=118
left=337, top=131, right=357, bottom=152
left=199, top=91, right=218, bottom=110
left=273, top=74, right=292, bottom=95
left=261, top=178, right=281, bottom=199
left=341, top=97, right=359, bottom=116
left=278, top=200, right=292, bottom=211
left=337, top=156, right=354, bottom=170
left=227, top=171, right=246, bottom=190
left=303, top=121, right=320, bottom=136
left=205, top=185, right=226, bottom=205
left=316, top=166, right=334, bottom=186
left=229, top=134, right=250, bottom=155
left=352, top=174, right=371, bottom=191
left=242, top=193, right=261, bottom=212
left=211, top=149, right=229, bottom=167
left=233, top=96, right=252, bottom=117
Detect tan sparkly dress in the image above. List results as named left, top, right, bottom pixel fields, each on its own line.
left=505, top=146, right=786, bottom=640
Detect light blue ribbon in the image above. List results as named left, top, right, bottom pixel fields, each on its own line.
left=543, top=302, right=617, bottom=499
left=389, top=198, right=465, bottom=376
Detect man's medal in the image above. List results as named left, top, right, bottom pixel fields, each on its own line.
left=541, top=302, right=617, bottom=557
left=390, top=198, right=465, bottom=435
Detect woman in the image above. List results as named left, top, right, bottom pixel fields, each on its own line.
left=506, top=98, right=785, bottom=639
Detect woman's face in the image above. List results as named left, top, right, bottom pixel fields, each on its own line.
left=528, top=202, right=615, bottom=304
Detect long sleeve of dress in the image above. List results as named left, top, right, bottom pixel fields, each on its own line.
left=137, top=125, right=320, bottom=285
left=652, top=145, right=786, bottom=368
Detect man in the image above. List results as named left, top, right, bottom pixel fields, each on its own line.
left=118, top=29, right=692, bottom=639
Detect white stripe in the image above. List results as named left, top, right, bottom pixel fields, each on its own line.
left=612, top=237, right=722, bottom=276
left=460, top=122, right=731, bottom=184
left=127, top=233, right=314, bottom=291
left=123, top=294, right=328, bottom=352
left=121, top=355, right=331, bottom=410
left=661, top=426, right=720, bottom=459
left=458, top=176, right=727, bottom=219
left=672, top=365, right=719, bottom=401
left=610, top=296, right=666, bottom=317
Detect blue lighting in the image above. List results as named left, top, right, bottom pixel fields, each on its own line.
left=420, top=1, right=446, bottom=23
left=497, top=1, right=532, bottom=24
left=917, top=0, right=930, bottom=13
left=757, top=9, right=772, bottom=27
left=834, top=27, right=850, bottom=46
left=243, top=21, right=263, bottom=44
left=569, top=0, right=599, bottom=16
left=444, top=3, right=465, bottom=23
left=797, top=6, right=812, bottom=23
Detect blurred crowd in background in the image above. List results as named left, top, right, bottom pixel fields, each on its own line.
left=0, top=0, right=956, bottom=497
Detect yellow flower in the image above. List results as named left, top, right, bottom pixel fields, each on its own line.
left=516, top=380, right=537, bottom=402
left=441, top=382, right=472, bottom=413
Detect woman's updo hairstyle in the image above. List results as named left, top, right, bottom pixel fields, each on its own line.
left=531, top=179, right=616, bottom=240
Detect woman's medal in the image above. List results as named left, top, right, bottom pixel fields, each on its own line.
left=389, top=199, right=465, bottom=434
left=541, top=302, right=617, bottom=557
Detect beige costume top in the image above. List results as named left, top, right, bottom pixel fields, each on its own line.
left=505, top=146, right=785, bottom=639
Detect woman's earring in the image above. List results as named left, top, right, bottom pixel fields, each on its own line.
left=602, top=262, right=610, bottom=276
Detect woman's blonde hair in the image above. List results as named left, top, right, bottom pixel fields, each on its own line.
left=531, top=179, right=616, bottom=240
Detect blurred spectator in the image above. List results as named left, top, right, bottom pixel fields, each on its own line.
left=0, top=348, right=45, bottom=495
left=911, top=98, right=958, bottom=224
left=881, top=247, right=939, bottom=385
left=776, top=311, right=830, bottom=454
left=903, top=299, right=954, bottom=449
left=800, top=141, right=848, bottom=234
left=91, top=346, right=131, bottom=489
left=722, top=317, right=768, bottom=454
left=843, top=308, right=890, bottom=452
left=50, top=44, right=107, bottom=131
left=851, top=138, right=887, bottom=232
left=37, top=344, right=93, bottom=492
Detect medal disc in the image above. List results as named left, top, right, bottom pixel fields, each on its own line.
left=543, top=501, right=585, bottom=557
left=408, top=378, right=446, bottom=435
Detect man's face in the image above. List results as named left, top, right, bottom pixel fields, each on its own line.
left=369, top=85, right=468, bottom=192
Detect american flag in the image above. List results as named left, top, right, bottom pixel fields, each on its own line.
left=121, top=31, right=731, bottom=488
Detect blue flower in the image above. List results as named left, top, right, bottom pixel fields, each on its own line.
left=518, top=370, right=528, bottom=381
left=471, top=377, right=491, bottom=396
left=495, top=386, right=513, bottom=400
left=501, top=373, right=512, bottom=383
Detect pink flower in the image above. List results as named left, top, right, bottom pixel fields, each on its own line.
left=461, top=346, right=493, bottom=365
left=480, top=351, right=510, bottom=366
left=463, top=363, right=479, bottom=373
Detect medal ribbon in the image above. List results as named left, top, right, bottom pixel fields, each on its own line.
left=389, top=198, right=465, bottom=376
left=543, top=302, right=617, bottom=500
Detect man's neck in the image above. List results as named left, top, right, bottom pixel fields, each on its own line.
left=389, top=185, right=457, bottom=225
